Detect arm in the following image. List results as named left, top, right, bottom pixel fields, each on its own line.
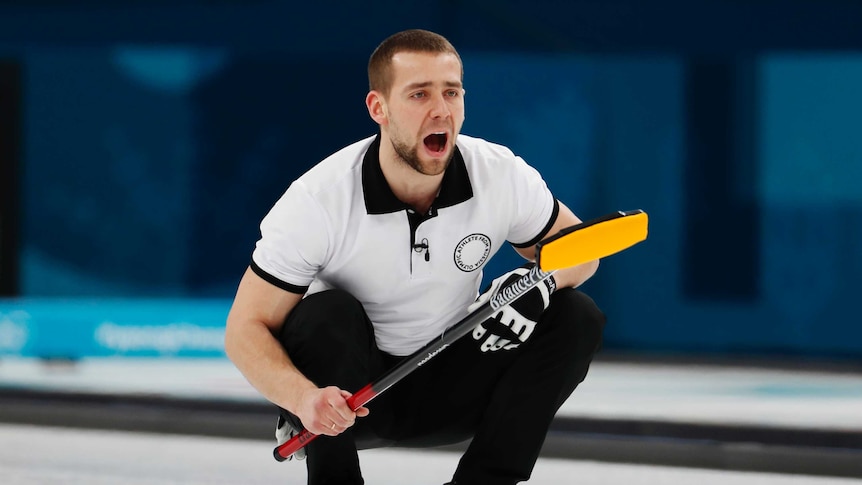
left=470, top=201, right=596, bottom=353
left=224, top=267, right=368, bottom=436
left=514, top=201, right=599, bottom=289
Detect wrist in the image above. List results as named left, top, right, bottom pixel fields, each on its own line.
left=284, top=377, right=318, bottom=416
left=544, top=274, right=557, bottom=294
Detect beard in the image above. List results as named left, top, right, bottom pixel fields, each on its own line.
left=391, top=136, right=452, bottom=176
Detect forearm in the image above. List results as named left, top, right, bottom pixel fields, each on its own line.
left=225, top=290, right=369, bottom=437
left=550, top=259, right=599, bottom=290
left=224, top=317, right=316, bottom=415
left=520, top=201, right=600, bottom=289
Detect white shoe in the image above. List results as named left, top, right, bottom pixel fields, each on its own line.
left=275, top=415, right=307, bottom=461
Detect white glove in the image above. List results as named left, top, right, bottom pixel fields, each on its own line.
left=275, top=415, right=306, bottom=461
left=468, top=263, right=555, bottom=352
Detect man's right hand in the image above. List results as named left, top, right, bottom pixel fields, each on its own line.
left=295, top=386, right=370, bottom=436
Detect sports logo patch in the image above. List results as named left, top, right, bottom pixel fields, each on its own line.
left=453, top=233, right=491, bottom=272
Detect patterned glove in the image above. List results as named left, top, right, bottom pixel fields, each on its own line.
left=275, top=414, right=306, bottom=461
left=469, top=263, right=556, bottom=352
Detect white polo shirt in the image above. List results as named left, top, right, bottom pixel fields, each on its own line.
left=251, top=134, right=558, bottom=356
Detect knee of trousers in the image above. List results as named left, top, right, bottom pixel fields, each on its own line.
left=277, top=289, right=377, bottom=378
left=544, top=288, right=607, bottom=357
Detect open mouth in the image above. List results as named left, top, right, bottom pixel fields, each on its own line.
left=423, top=132, right=448, bottom=154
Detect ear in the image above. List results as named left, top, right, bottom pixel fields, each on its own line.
left=366, top=90, right=388, bottom=126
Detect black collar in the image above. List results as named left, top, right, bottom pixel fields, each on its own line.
left=362, top=134, right=473, bottom=214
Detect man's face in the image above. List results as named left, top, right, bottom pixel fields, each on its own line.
left=377, top=51, right=465, bottom=176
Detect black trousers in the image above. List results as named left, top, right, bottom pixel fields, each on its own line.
left=278, top=287, right=605, bottom=485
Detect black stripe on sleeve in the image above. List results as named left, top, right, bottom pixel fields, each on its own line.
left=249, top=259, right=309, bottom=295
left=512, top=199, right=560, bottom=249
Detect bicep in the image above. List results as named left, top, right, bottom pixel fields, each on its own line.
left=514, top=201, right=582, bottom=260
left=227, top=266, right=304, bottom=335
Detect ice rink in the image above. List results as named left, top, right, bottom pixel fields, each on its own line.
left=1, top=357, right=861, bottom=484
left=1, top=423, right=860, bottom=485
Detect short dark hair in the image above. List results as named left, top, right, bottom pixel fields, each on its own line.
left=368, top=29, right=463, bottom=96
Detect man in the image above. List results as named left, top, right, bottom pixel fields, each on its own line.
left=225, top=29, right=606, bottom=484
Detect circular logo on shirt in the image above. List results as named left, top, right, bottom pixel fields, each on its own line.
left=454, top=233, right=492, bottom=272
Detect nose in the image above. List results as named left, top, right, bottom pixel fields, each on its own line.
left=429, top=93, right=451, bottom=119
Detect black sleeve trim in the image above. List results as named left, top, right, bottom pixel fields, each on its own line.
left=249, top=259, right=309, bottom=295
left=512, top=199, right=560, bottom=249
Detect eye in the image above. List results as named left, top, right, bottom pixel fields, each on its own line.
left=445, top=89, right=460, bottom=97
left=410, top=91, right=426, bottom=99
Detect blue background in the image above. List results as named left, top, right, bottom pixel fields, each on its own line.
left=1, top=0, right=861, bottom=360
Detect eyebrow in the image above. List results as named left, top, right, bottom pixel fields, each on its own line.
left=403, top=80, right=463, bottom=91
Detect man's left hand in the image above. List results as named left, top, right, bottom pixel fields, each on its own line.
left=468, top=263, right=555, bottom=352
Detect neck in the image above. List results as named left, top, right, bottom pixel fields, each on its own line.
left=379, top=140, right=443, bottom=214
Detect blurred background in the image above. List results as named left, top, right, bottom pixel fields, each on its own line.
left=1, top=0, right=862, bottom=481
left=2, top=0, right=861, bottom=363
